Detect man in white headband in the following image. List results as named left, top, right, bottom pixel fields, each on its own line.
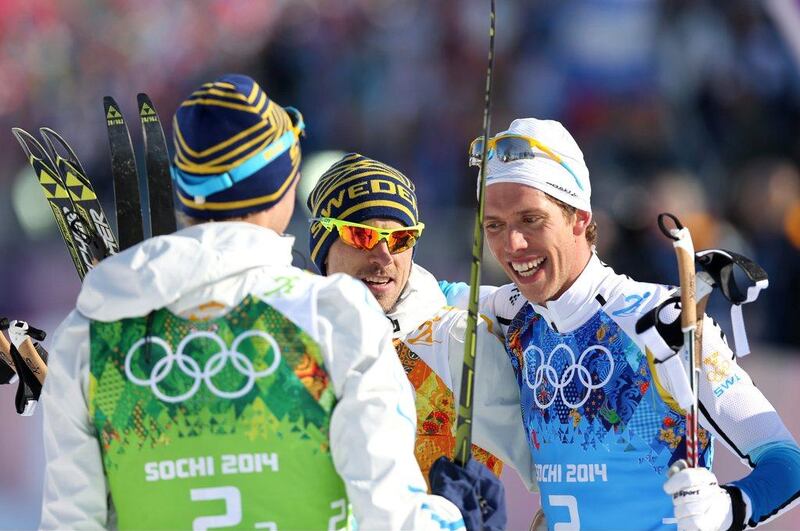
left=443, top=117, right=800, bottom=530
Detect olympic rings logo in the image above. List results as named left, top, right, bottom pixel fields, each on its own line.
left=125, top=330, right=282, bottom=403
left=522, top=343, right=614, bottom=409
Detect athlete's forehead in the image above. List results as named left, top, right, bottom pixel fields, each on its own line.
left=485, top=183, right=555, bottom=220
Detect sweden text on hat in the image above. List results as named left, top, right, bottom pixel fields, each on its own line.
left=307, top=153, right=419, bottom=274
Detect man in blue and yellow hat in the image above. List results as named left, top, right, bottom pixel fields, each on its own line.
left=308, top=153, right=539, bottom=529
left=171, top=74, right=304, bottom=224
left=40, top=75, right=471, bottom=530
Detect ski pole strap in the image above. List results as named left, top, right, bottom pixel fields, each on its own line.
left=8, top=342, right=42, bottom=416
left=695, top=249, right=769, bottom=356
left=1, top=318, right=46, bottom=342
left=172, top=129, right=297, bottom=200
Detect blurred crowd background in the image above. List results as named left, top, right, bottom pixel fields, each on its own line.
left=1, top=0, right=799, bottom=529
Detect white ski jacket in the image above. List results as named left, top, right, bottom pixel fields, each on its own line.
left=443, top=254, right=800, bottom=529
left=39, top=222, right=465, bottom=530
left=388, top=264, right=537, bottom=491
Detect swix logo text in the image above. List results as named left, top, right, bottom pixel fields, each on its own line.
left=713, top=374, right=741, bottom=397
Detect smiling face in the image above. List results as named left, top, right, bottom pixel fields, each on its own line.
left=325, top=218, right=414, bottom=312
left=484, top=183, right=592, bottom=304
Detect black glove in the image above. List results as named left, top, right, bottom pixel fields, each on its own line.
left=635, top=295, right=684, bottom=359
left=635, top=296, right=695, bottom=410
left=429, top=456, right=506, bottom=531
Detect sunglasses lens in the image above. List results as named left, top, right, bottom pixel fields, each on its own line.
left=333, top=220, right=422, bottom=254
left=339, top=225, right=379, bottom=250
left=494, top=137, right=536, bottom=163
left=469, top=138, right=484, bottom=167
left=469, top=138, right=484, bottom=158
left=387, top=230, right=420, bottom=253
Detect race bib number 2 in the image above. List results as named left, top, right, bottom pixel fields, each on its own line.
left=190, top=487, right=347, bottom=530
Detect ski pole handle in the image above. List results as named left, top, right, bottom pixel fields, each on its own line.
left=658, top=214, right=697, bottom=330
left=6, top=320, right=47, bottom=386
left=0, top=331, right=15, bottom=372
left=16, top=340, right=47, bottom=385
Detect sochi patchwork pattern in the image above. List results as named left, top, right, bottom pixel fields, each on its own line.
left=394, top=340, right=503, bottom=488
left=505, top=305, right=712, bottom=529
left=89, top=296, right=350, bottom=530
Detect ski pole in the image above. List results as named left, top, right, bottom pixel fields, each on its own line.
left=658, top=213, right=701, bottom=467
left=455, top=0, right=496, bottom=467
left=0, top=328, right=15, bottom=374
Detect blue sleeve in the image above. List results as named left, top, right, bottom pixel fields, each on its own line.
left=730, top=441, right=800, bottom=526
left=438, top=280, right=470, bottom=308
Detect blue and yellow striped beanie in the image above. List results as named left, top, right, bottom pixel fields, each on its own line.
left=171, top=74, right=303, bottom=220
left=307, top=153, right=419, bottom=274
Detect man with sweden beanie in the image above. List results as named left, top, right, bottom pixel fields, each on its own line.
left=39, top=74, right=471, bottom=530
left=443, top=117, right=800, bottom=530
left=308, top=153, right=539, bottom=529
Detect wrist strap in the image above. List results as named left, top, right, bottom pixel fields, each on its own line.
left=721, top=485, right=747, bottom=531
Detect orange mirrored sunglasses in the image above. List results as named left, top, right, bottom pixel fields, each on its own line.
left=312, top=217, right=425, bottom=254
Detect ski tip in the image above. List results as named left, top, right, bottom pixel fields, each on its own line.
left=11, top=127, right=38, bottom=159
left=11, top=126, right=30, bottom=140
left=11, top=126, right=26, bottom=146
left=39, top=126, right=64, bottom=140
left=104, top=97, right=125, bottom=126
left=40, top=127, right=86, bottom=174
left=39, top=127, right=66, bottom=152
left=137, top=93, right=160, bottom=121
left=38, top=128, right=59, bottom=163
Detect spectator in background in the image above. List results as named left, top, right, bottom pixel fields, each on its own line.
left=733, top=159, right=800, bottom=347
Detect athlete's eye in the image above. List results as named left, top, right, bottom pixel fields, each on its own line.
left=484, top=221, right=504, bottom=231
left=522, top=215, right=545, bottom=226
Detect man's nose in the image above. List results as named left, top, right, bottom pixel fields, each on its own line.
left=506, top=229, right=528, bottom=253
left=367, top=240, right=393, bottom=267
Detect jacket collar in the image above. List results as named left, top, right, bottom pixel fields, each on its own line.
left=77, top=222, right=294, bottom=321
left=530, top=254, right=612, bottom=333
left=386, top=263, right=447, bottom=338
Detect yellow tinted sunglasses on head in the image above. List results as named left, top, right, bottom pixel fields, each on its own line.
left=469, top=133, right=584, bottom=191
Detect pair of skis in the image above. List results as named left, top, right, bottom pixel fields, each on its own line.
left=13, top=93, right=176, bottom=281
left=104, top=94, right=176, bottom=252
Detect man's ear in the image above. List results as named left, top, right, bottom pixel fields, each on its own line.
left=573, top=209, right=592, bottom=236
